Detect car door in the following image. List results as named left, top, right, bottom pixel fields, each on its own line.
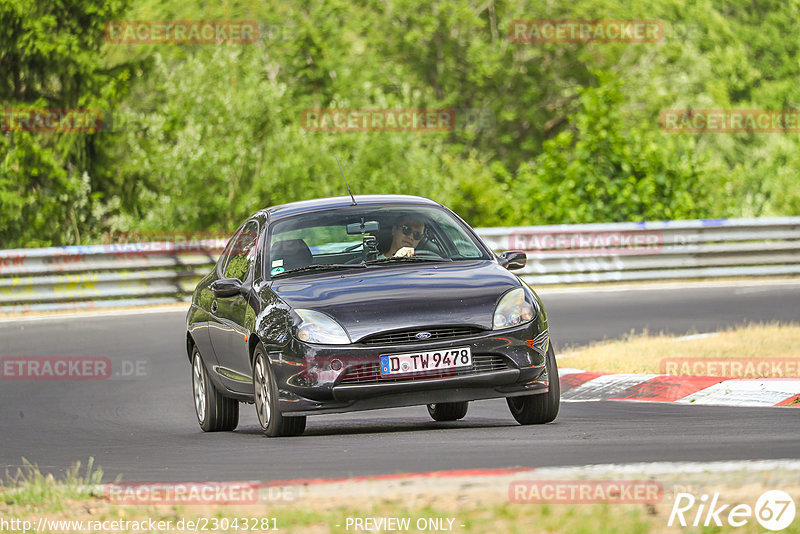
left=207, top=219, right=260, bottom=393
left=188, top=232, right=241, bottom=369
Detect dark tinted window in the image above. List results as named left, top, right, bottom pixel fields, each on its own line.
left=223, top=220, right=260, bottom=281
left=269, top=205, right=490, bottom=273
left=215, top=225, right=243, bottom=274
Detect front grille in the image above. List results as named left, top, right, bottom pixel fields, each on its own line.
left=359, top=325, right=486, bottom=346
left=337, top=354, right=509, bottom=384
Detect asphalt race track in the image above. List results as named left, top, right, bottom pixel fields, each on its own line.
left=1, top=281, right=798, bottom=482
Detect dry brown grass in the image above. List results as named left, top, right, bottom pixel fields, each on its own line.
left=557, top=323, right=800, bottom=376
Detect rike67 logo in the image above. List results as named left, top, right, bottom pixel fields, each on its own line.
left=669, top=490, right=796, bottom=531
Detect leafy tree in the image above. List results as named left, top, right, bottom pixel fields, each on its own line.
left=0, top=0, right=130, bottom=247
left=2, top=0, right=799, bottom=248
left=516, top=74, right=723, bottom=224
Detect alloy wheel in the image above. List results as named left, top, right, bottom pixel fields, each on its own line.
left=192, top=354, right=207, bottom=424
left=254, top=354, right=272, bottom=429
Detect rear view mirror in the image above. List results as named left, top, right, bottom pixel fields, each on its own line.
left=346, top=220, right=380, bottom=234
left=498, top=250, right=527, bottom=271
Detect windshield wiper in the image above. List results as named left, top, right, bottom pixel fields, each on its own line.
left=365, top=256, right=452, bottom=265
left=272, top=264, right=366, bottom=277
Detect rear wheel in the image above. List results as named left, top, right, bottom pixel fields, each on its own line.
left=507, top=343, right=560, bottom=425
left=192, top=347, right=239, bottom=432
left=253, top=347, right=306, bottom=437
left=427, top=401, right=469, bottom=421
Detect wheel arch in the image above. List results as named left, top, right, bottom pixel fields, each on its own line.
left=186, top=331, right=196, bottom=362
left=248, top=333, right=262, bottom=366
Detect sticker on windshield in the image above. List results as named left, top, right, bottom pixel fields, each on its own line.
left=270, top=266, right=285, bottom=275
left=271, top=259, right=284, bottom=267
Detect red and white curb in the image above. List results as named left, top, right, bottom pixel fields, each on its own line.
left=558, top=368, right=800, bottom=407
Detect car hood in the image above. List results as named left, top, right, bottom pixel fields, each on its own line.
left=270, top=260, right=521, bottom=342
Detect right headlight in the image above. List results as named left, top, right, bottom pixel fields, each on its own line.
left=492, top=287, right=534, bottom=330
left=293, top=309, right=351, bottom=345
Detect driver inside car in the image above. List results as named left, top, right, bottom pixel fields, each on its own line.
left=384, top=216, right=426, bottom=258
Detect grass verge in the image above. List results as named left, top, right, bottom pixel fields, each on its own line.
left=557, top=323, right=800, bottom=376
left=2, top=459, right=800, bottom=533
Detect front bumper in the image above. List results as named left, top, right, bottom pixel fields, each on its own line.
left=269, top=322, right=551, bottom=416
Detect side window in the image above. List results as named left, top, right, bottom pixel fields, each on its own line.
left=223, top=220, right=260, bottom=281
left=216, top=225, right=243, bottom=275
left=438, top=219, right=483, bottom=258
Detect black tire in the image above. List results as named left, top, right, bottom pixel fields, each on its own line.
left=253, top=346, right=306, bottom=437
left=427, top=401, right=469, bottom=421
left=191, top=347, right=239, bottom=432
left=507, top=342, right=560, bottom=425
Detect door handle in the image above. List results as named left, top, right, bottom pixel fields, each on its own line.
left=211, top=300, right=218, bottom=313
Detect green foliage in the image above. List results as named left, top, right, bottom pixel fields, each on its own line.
left=2, top=0, right=799, bottom=247
left=0, top=0, right=129, bottom=247
left=1, top=457, right=105, bottom=511
left=516, top=74, right=724, bottom=223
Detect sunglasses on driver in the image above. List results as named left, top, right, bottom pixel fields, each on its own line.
left=401, top=225, right=425, bottom=240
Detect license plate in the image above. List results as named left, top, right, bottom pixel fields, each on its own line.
left=380, top=347, right=472, bottom=376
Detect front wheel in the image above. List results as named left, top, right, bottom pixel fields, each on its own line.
left=192, top=347, right=239, bottom=432
left=253, top=347, right=306, bottom=437
left=427, top=402, right=469, bottom=421
left=507, top=342, right=560, bottom=425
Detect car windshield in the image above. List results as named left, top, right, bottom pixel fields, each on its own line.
left=267, top=205, right=490, bottom=276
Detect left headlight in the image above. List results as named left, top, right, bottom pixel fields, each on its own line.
left=492, top=287, right=534, bottom=330
left=294, top=309, right=351, bottom=345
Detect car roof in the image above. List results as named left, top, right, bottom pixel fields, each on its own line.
left=260, top=195, right=443, bottom=221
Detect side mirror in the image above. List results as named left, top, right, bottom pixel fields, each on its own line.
left=210, top=278, right=243, bottom=297
left=498, top=250, right=527, bottom=271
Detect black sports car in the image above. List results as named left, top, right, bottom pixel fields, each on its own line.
left=186, top=195, right=559, bottom=437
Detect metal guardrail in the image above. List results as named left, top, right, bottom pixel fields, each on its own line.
left=0, top=242, right=223, bottom=314
left=478, top=216, right=800, bottom=285
left=1, top=217, right=799, bottom=313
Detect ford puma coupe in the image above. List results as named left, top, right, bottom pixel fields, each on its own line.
left=186, top=195, right=559, bottom=437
